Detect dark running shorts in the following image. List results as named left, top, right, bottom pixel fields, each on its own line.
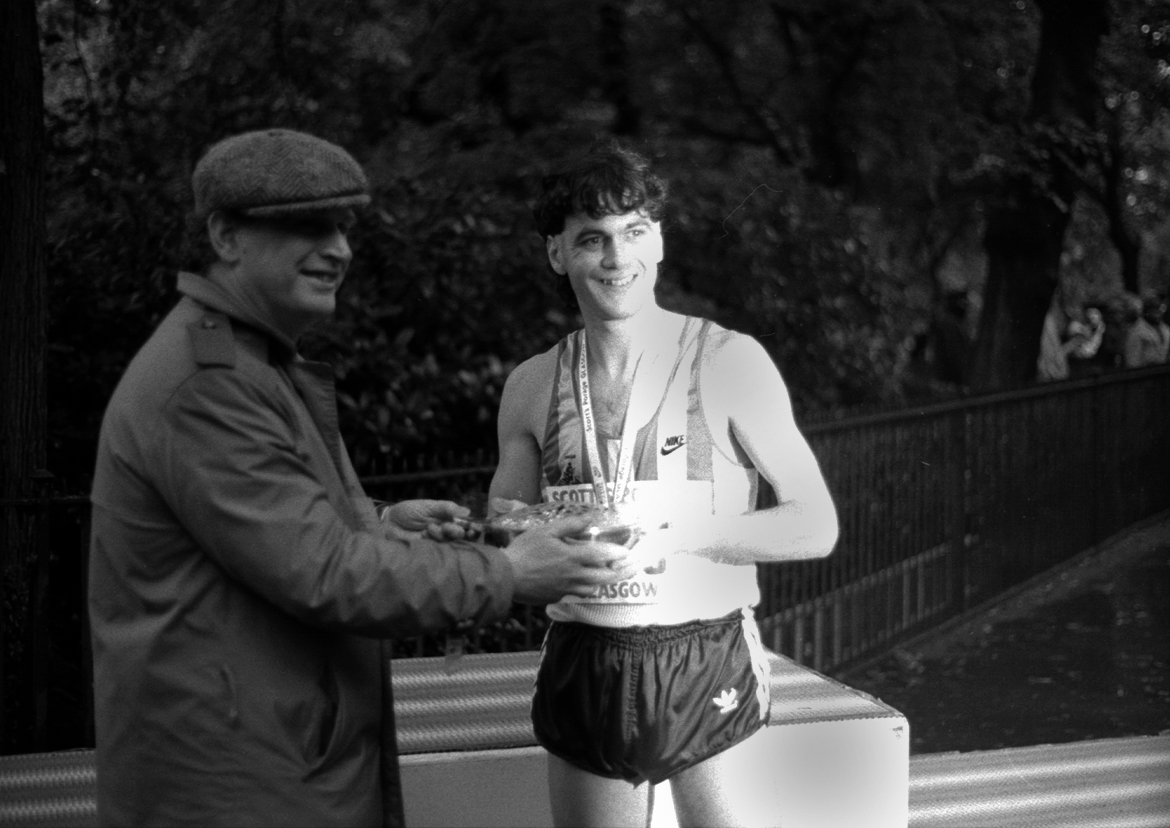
left=531, top=608, right=771, bottom=784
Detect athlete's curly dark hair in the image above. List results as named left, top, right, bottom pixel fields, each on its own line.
left=533, top=137, right=668, bottom=309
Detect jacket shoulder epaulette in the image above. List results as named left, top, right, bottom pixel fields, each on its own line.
left=188, top=313, right=237, bottom=368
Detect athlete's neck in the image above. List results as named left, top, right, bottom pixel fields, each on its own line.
left=584, top=308, right=686, bottom=381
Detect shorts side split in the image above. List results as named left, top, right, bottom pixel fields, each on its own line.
left=531, top=607, right=771, bottom=784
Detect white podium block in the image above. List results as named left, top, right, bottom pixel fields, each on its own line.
left=394, top=651, right=908, bottom=828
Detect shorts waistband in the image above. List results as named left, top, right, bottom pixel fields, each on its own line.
left=552, top=608, right=749, bottom=649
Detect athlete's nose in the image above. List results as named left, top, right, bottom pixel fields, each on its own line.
left=603, top=237, right=631, bottom=269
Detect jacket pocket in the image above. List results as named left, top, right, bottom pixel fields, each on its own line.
left=298, top=666, right=341, bottom=767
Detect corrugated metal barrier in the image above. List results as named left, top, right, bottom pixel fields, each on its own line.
left=909, top=734, right=1170, bottom=827
left=4, top=647, right=1168, bottom=827
left=4, top=735, right=1167, bottom=828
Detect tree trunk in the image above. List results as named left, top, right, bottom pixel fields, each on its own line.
left=974, top=201, right=1068, bottom=388
left=970, top=0, right=1110, bottom=390
left=1103, top=110, right=1143, bottom=294
left=0, top=0, right=48, bottom=753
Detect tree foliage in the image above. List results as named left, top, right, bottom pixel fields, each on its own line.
left=33, top=0, right=1170, bottom=489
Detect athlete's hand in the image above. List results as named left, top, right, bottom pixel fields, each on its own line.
left=488, top=497, right=528, bottom=517
left=382, top=499, right=473, bottom=541
left=626, top=525, right=679, bottom=574
left=503, top=515, right=640, bottom=604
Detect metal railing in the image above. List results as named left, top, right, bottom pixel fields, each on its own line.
left=758, top=364, right=1170, bottom=672
left=3, top=364, right=1168, bottom=754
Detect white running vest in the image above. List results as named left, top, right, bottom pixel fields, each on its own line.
left=540, top=318, right=767, bottom=627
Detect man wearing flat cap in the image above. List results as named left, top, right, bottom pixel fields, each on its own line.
left=88, top=128, right=637, bottom=828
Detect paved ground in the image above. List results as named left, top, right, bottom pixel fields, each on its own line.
left=842, top=514, right=1170, bottom=756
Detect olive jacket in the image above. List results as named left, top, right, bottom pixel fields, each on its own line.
left=89, top=272, right=515, bottom=827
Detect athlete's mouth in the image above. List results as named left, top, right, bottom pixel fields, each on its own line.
left=596, top=274, right=635, bottom=287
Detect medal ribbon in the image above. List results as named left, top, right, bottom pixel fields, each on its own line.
left=577, top=331, right=640, bottom=509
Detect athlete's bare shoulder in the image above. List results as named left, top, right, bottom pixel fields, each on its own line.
left=504, top=342, right=560, bottom=398
left=696, top=320, right=772, bottom=375
left=695, top=321, right=792, bottom=435
left=499, top=339, right=564, bottom=438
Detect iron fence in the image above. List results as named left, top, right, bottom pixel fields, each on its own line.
left=757, top=364, right=1170, bottom=673
left=2, top=365, right=1168, bottom=753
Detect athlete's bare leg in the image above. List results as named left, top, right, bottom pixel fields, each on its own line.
left=548, top=753, right=655, bottom=828
left=668, top=729, right=776, bottom=828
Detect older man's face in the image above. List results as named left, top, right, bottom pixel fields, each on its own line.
left=231, top=208, right=355, bottom=337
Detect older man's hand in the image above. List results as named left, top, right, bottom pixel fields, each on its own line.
left=382, top=499, right=473, bottom=541
left=502, top=516, right=639, bottom=605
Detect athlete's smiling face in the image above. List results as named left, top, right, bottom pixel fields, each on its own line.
left=547, top=210, right=664, bottom=322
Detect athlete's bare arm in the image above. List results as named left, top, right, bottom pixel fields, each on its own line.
left=489, top=352, right=554, bottom=508
left=638, top=330, right=839, bottom=565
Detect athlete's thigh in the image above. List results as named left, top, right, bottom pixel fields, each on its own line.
left=668, top=728, right=778, bottom=828
left=548, top=752, right=655, bottom=828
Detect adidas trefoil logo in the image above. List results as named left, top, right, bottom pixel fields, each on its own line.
left=712, top=688, right=739, bottom=714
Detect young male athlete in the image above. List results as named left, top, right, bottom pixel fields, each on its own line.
left=489, top=139, right=840, bottom=827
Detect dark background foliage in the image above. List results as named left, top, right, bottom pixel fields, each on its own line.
left=30, top=0, right=1170, bottom=489
left=6, top=0, right=1170, bottom=758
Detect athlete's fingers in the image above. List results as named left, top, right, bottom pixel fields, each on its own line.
left=488, top=497, right=528, bottom=517
left=625, top=529, right=675, bottom=569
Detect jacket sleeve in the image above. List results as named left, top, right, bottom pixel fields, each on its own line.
left=151, top=366, right=515, bottom=638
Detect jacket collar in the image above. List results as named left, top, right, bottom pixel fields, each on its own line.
left=176, top=271, right=299, bottom=358
left=177, top=271, right=350, bottom=475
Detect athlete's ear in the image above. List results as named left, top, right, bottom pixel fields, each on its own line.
left=546, top=234, right=567, bottom=276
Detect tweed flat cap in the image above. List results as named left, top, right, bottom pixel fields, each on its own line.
left=192, top=128, right=370, bottom=221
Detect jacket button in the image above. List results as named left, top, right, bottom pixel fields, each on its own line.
left=202, top=320, right=217, bottom=329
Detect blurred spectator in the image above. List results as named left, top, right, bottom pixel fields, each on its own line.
left=1124, top=292, right=1170, bottom=368
left=1068, top=306, right=1105, bottom=358
left=1037, top=304, right=1075, bottom=382
left=1066, top=306, right=1106, bottom=378
left=1098, top=293, right=1140, bottom=370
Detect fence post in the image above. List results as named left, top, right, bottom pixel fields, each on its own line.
left=31, top=470, right=53, bottom=751
left=1090, top=373, right=1102, bottom=547
left=79, top=506, right=94, bottom=747
left=948, top=409, right=968, bottom=614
